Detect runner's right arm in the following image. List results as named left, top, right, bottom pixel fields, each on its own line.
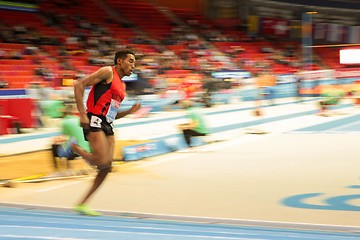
left=74, top=66, right=112, bottom=124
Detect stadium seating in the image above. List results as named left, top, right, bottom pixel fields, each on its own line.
left=0, top=0, right=354, bottom=90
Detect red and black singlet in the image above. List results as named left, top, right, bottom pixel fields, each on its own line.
left=86, top=66, right=126, bottom=123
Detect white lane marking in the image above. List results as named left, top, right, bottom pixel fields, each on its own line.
left=0, top=216, right=261, bottom=237
left=0, top=235, right=84, bottom=240
left=0, top=226, right=266, bottom=240
left=36, top=179, right=91, bottom=193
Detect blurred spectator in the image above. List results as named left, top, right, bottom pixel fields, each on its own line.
left=24, top=46, right=39, bottom=55
left=34, top=63, right=47, bottom=77
left=318, top=85, right=345, bottom=116
left=60, top=58, right=75, bottom=70
left=51, top=103, right=90, bottom=171
left=0, top=79, right=9, bottom=89
left=9, top=50, right=22, bottom=59
left=26, top=82, right=47, bottom=128
left=0, top=49, right=6, bottom=59
left=177, top=100, right=209, bottom=148
left=294, top=70, right=303, bottom=102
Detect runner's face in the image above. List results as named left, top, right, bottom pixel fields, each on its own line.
left=121, top=54, right=136, bottom=76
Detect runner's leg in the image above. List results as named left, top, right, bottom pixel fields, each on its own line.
left=76, top=131, right=112, bottom=205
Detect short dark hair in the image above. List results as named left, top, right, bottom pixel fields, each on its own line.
left=114, top=49, right=135, bottom=65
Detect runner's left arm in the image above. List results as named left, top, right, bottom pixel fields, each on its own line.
left=115, top=102, right=141, bottom=119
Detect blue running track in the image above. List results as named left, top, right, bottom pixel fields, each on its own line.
left=0, top=206, right=359, bottom=240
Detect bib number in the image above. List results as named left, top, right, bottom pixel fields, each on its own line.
left=90, top=115, right=102, bottom=128
left=106, top=99, right=121, bottom=123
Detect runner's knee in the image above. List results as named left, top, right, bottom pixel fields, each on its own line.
left=97, top=163, right=112, bottom=173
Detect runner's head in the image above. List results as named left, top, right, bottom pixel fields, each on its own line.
left=114, top=50, right=136, bottom=77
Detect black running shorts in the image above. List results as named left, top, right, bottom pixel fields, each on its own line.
left=82, top=113, right=114, bottom=141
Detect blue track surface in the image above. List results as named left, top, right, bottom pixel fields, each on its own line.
left=0, top=206, right=359, bottom=240
left=291, top=113, right=360, bottom=133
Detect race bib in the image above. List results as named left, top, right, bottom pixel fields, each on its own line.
left=90, top=115, right=102, bottom=128
left=105, top=99, right=121, bottom=123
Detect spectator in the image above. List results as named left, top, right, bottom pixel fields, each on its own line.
left=52, top=103, right=91, bottom=170
left=318, top=85, right=345, bottom=116
left=178, top=100, right=209, bottom=148
left=0, top=79, right=9, bottom=88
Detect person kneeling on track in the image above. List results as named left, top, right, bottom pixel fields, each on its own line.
left=178, top=100, right=209, bottom=148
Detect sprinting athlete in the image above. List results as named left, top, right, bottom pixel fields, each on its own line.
left=59, top=49, right=141, bottom=216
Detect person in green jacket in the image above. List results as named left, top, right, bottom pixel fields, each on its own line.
left=52, top=103, right=91, bottom=170
left=178, top=100, right=209, bottom=147
left=318, top=85, right=345, bottom=116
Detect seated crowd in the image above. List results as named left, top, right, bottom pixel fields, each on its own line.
left=0, top=0, right=319, bottom=93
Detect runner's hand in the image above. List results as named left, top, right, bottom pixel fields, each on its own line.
left=129, top=102, right=141, bottom=114
left=79, top=113, right=90, bottom=128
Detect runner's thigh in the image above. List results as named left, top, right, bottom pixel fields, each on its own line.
left=87, top=131, right=109, bottom=166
